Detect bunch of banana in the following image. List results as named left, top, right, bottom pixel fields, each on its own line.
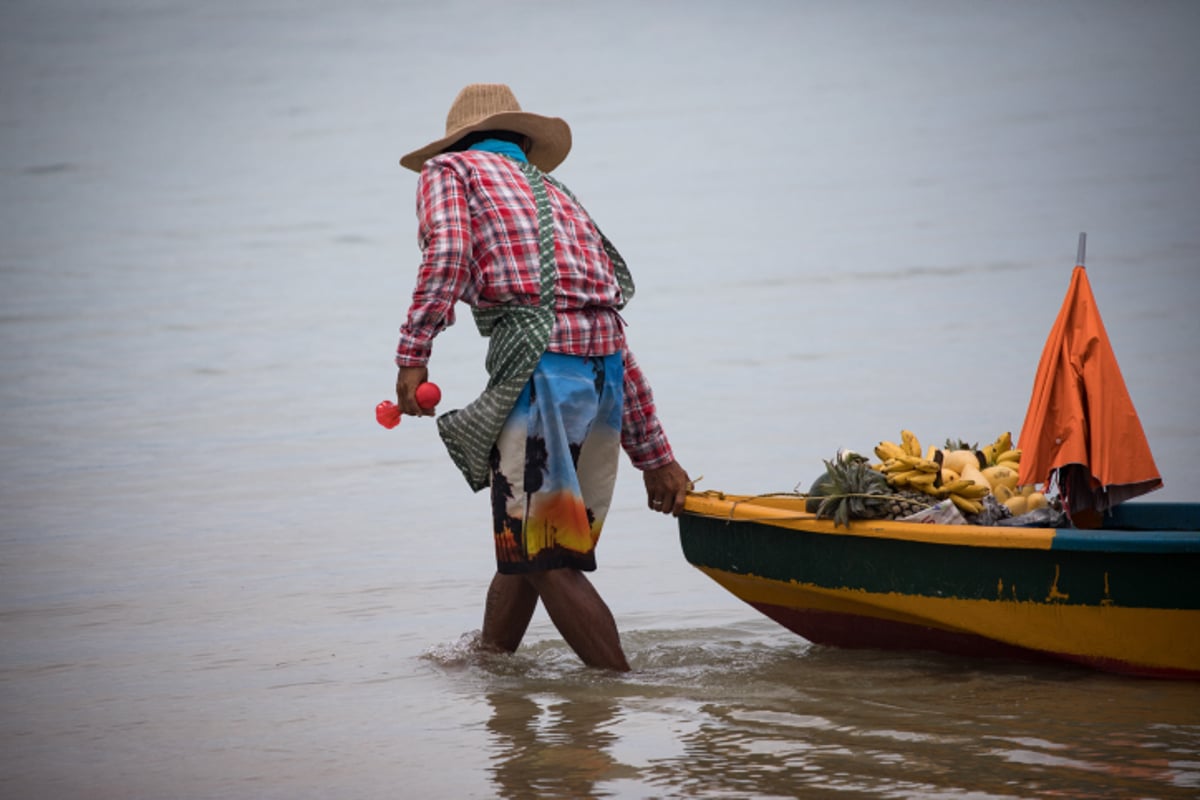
left=875, top=430, right=1042, bottom=516
left=982, top=431, right=1022, bottom=469
left=874, top=429, right=923, bottom=462
left=874, top=432, right=944, bottom=497
left=941, top=476, right=991, bottom=514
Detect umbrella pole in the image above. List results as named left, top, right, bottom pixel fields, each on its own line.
left=1077, top=232, right=1087, bottom=267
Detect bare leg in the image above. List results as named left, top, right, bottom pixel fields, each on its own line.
left=480, top=572, right=539, bottom=653
left=526, top=569, right=630, bottom=671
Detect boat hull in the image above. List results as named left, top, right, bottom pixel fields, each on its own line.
left=680, top=494, right=1200, bottom=679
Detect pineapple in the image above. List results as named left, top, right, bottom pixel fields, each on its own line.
left=812, top=457, right=891, bottom=527
left=882, top=489, right=937, bottom=519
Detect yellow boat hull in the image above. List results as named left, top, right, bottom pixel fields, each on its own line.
left=681, top=493, right=1200, bottom=679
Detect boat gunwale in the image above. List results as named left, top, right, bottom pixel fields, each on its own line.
left=682, top=492, right=1200, bottom=553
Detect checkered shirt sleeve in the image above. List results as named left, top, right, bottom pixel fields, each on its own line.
left=621, top=348, right=675, bottom=471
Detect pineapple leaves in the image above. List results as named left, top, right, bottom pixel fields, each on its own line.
left=812, top=456, right=890, bottom=527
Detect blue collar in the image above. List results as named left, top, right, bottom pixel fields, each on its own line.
left=468, top=138, right=528, bottom=162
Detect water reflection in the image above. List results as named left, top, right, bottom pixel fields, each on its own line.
left=466, top=636, right=1200, bottom=799
left=484, top=688, right=638, bottom=799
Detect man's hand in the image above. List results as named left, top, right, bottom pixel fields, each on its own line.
left=643, top=460, right=691, bottom=517
left=396, top=366, right=433, bottom=417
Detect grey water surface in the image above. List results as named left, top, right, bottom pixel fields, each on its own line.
left=3, top=1, right=1199, bottom=797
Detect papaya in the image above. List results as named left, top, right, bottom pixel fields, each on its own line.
left=959, top=465, right=991, bottom=492
left=943, top=449, right=982, bottom=474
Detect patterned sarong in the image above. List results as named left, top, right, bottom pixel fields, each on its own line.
left=489, top=351, right=624, bottom=574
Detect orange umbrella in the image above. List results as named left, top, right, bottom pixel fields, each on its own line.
left=1016, top=234, right=1163, bottom=526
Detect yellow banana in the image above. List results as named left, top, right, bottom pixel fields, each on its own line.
left=997, top=449, right=1022, bottom=465
left=953, top=483, right=991, bottom=500
left=949, top=494, right=983, bottom=515
left=915, top=482, right=944, bottom=498
left=993, top=431, right=1013, bottom=456
left=901, top=430, right=922, bottom=458
left=893, top=454, right=940, bottom=472
left=875, top=441, right=906, bottom=462
left=941, top=478, right=973, bottom=494
left=981, top=443, right=996, bottom=466
left=887, top=470, right=916, bottom=487
left=908, top=471, right=938, bottom=487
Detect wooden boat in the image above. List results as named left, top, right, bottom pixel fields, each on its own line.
left=679, top=491, right=1200, bottom=679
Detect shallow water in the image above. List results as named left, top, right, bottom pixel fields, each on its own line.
left=3, top=1, right=1199, bottom=797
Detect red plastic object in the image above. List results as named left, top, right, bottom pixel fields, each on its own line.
left=375, top=401, right=401, bottom=429
left=415, top=382, right=442, bottom=410
left=375, top=382, right=441, bottom=430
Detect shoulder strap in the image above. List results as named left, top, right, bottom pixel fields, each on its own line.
left=470, top=161, right=558, bottom=336
left=441, top=161, right=557, bottom=491
left=541, top=171, right=635, bottom=309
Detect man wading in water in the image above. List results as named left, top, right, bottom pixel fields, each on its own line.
left=393, top=84, right=690, bottom=671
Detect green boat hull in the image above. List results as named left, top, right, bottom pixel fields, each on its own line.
left=680, top=496, right=1200, bottom=679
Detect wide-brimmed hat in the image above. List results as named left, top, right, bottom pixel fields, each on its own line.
left=399, top=83, right=572, bottom=173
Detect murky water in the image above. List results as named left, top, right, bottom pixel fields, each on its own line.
left=3, top=1, right=1199, bottom=797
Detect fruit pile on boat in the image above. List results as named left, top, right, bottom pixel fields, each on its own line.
left=805, top=430, right=1055, bottom=527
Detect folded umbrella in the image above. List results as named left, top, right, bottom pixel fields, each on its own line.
left=1016, top=234, right=1163, bottom=526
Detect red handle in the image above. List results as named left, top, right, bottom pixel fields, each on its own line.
left=375, top=400, right=402, bottom=429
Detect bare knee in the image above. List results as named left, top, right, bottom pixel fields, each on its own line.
left=525, top=567, right=583, bottom=594
left=488, top=571, right=535, bottom=598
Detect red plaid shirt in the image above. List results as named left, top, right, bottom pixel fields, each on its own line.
left=396, top=151, right=673, bottom=470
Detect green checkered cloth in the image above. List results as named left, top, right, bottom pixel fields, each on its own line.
left=437, top=161, right=635, bottom=491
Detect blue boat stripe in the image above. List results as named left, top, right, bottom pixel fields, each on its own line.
left=1050, top=529, right=1200, bottom=553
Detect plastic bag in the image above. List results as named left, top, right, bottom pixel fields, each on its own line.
left=966, top=495, right=1013, bottom=527
left=899, top=499, right=968, bottom=525
left=996, top=506, right=1070, bottom=528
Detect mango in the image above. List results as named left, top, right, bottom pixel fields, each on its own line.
left=981, top=465, right=1019, bottom=493
left=1003, top=495, right=1029, bottom=516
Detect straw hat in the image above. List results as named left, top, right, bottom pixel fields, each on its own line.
left=399, top=84, right=572, bottom=173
